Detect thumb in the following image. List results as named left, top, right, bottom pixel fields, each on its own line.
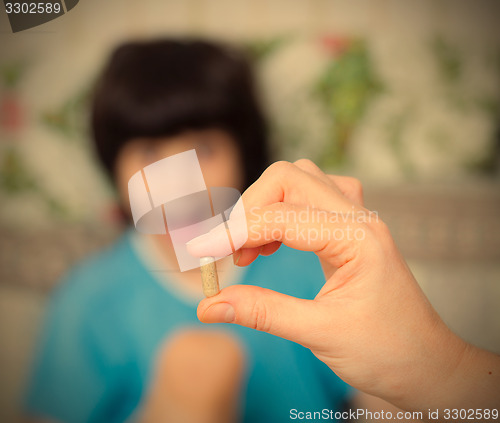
left=197, top=284, right=323, bottom=347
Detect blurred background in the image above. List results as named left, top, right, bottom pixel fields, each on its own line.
left=0, top=0, right=499, bottom=421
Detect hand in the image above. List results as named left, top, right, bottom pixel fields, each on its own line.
left=187, top=160, right=500, bottom=416
left=138, top=330, right=245, bottom=423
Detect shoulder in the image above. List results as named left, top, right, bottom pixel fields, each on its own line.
left=245, top=246, right=325, bottom=299
left=49, top=231, right=143, bottom=319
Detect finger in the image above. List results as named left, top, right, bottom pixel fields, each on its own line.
left=234, top=242, right=282, bottom=267
left=327, top=175, right=364, bottom=206
left=292, top=160, right=364, bottom=207
left=188, top=203, right=362, bottom=268
left=235, top=247, right=260, bottom=267
left=197, top=284, right=325, bottom=348
left=260, top=241, right=281, bottom=256
left=241, top=161, right=353, bottom=213
left=186, top=161, right=366, bottom=260
left=293, top=159, right=339, bottom=189
left=290, top=169, right=364, bottom=277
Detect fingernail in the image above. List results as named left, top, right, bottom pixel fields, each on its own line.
left=186, top=231, right=211, bottom=246
left=189, top=224, right=226, bottom=245
left=186, top=224, right=233, bottom=257
left=202, top=303, right=235, bottom=324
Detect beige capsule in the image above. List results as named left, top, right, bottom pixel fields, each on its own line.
left=200, top=256, right=220, bottom=297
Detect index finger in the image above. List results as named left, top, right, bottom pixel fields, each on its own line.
left=241, top=161, right=355, bottom=214
left=186, top=161, right=365, bottom=260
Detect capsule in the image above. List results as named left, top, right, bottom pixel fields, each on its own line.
left=200, top=256, right=220, bottom=297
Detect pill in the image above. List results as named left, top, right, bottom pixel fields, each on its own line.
left=200, top=256, right=220, bottom=297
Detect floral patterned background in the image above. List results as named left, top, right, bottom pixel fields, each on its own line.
left=1, top=0, right=499, bottom=230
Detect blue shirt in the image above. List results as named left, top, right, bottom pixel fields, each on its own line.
left=24, top=231, right=353, bottom=422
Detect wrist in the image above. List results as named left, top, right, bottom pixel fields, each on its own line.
left=385, top=318, right=468, bottom=412
left=444, top=343, right=500, bottom=410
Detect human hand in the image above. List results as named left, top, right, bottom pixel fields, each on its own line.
left=187, top=160, right=499, bottom=415
left=138, top=330, right=245, bottom=423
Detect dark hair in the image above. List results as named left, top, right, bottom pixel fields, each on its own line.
left=91, top=38, right=270, bottom=190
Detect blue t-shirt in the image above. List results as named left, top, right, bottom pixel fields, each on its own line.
left=24, top=231, right=353, bottom=422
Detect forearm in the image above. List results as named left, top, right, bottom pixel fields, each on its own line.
left=440, top=344, right=500, bottom=414
left=388, top=324, right=500, bottom=421
left=352, top=392, right=423, bottom=422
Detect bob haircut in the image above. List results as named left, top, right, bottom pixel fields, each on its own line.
left=91, top=38, right=270, bottom=191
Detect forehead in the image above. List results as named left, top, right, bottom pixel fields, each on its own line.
left=131, top=128, right=236, bottom=147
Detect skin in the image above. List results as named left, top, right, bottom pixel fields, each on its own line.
left=188, top=159, right=500, bottom=421
left=24, top=138, right=423, bottom=423
left=25, top=129, right=247, bottom=423
left=115, top=129, right=247, bottom=423
left=115, top=128, right=245, bottom=291
left=114, top=128, right=244, bottom=205
left=113, top=136, right=418, bottom=421
left=139, top=330, right=245, bottom=423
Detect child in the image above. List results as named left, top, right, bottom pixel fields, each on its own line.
left=23, top=39, right=353, bottom=423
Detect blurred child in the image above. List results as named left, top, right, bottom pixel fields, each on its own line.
left=23, top=39, right=353, bottom=423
